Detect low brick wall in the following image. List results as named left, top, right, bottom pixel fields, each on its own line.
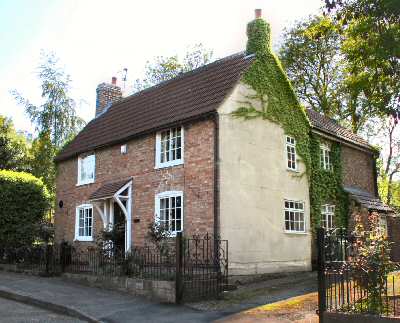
left=324, top=312, right=400, bottom=323
left=62, top=273, right=176, bottom=303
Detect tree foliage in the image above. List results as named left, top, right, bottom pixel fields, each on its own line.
left=0, top=170, right=50, bottom=248
left=133, top=44, right=213, bottom=92
left=279, top=16, right=344, bottom=118
left=12, top=52, right=85, bottom=148
left=0, top=115, right=31, bottom=171
left=12, top=52, right=85, bottom=196
left=325, top=0, right=400, bottom=121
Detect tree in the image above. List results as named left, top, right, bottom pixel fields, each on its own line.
left=12, top=52, right=85, bottom=148
left=279, top=16, right=344, bottom=118
left=325, top=0, right=400, bottom=122
left=133, top=44, right=213, bottom=92
left=30, top=132, right=57, bottom=195
left=0, top=115, right=31, bottom=171
left=279, top=15, right=377, bottom=133
left=12, top=52, right=85, bottom=194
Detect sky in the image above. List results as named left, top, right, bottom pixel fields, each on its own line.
left=0, top=0, right=323, bottom=134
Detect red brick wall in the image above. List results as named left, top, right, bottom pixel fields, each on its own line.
left=387, top=216, right=400, bottom=262
left=341, top=145, right=376, bottom=195
left=55, top=118, right=216, bottom=247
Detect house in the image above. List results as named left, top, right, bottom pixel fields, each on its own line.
left=54, top=10, right=397, bottom=275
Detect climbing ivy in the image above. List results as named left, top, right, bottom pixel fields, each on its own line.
left=309, top=135, right=349, bottom=230
left=234, top=17, right=311, bottom=175
left=234, top=16, right=349, bottom=229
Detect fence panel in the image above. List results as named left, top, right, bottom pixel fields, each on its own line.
left=317, top=227, right=400, bottom=321
left=0, top=233, right=229, bottom=303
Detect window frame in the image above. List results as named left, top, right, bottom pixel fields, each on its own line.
left=320, top=144, right=332, bottom=171
left=155, top=127, right=184, bottom=169
left=285, top=136, right=298, bottom=172
left=321, top=204, right=335, bottom=231
left=155, top=191, right=184, bottom=237
left=75, top=204, right=94, bottom=241
left=284, top=199, right=306, bottom=234
left=77, top=154, right=96, bottom=186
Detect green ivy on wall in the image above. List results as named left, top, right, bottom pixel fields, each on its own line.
left=309, top=135, right=349, bottom=230
left=234, top=16, right=349, bottom=230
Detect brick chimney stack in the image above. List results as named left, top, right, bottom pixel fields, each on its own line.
left=95, top=77, right=122, bottom=117
left=255, top=8, right=262, bottom=18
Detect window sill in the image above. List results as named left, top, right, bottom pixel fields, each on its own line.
left=76, top=180, right=95, bottom=187
left=74, top=237, right=94, bottom=242
left=167, top=231, right=182, bottom=238
left=284, top=230, right=308, bottom=235
left=286, top=168, right=300, bottom=173
left=155, top=160, right=184, bottom=169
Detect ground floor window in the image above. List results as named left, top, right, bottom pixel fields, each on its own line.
left=75, top=204, right=93, bottom=241
left=321, top=204, right=335, bottom=230
left=284, top=200, right=305, bottom=233
left=155, top=191, right=183, bottom=235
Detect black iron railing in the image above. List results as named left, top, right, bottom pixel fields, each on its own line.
left=0, top=232, right=228, bottom=303
left=317, top=227, right=400, bottom=321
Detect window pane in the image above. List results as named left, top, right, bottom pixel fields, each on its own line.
left=176, top=220, right=181, bottom=231
left=176, top=207, right=181, bottom=220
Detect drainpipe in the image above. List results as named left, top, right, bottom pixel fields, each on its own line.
left=213, top=113, right=220, bottom=239
left=373, top=153, right=379, bottom=198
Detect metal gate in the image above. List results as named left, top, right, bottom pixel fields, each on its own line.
left=176, top=233, right=228, bottom=302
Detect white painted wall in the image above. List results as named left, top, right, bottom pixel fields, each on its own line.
left=218, top=83, right=312, bottom=275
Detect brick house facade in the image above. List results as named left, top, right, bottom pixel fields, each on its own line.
left=55, top=118, right=216, bottom=247
left=54, top=11, right=396, bottom=274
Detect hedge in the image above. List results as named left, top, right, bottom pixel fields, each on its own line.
left=0, top=170, right=50, bottom=247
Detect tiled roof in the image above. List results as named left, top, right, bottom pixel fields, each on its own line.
left=306, top=108, right=374, bottom=151
left=344, top=186, right=392, bottom=213
left=55, top=52, right=375, bottom=163
left=55, top=53, right=255, bottom=162
left=89, top=178, right=132, bottom=200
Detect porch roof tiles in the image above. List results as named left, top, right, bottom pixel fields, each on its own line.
left=344, top=186, right=392, bottom=213
left=89, top=178, right=132, bottom=201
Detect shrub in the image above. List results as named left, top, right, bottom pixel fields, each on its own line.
left=0, top=170, right=50, bottom=247
left=350, top=212, right=396, bottom=314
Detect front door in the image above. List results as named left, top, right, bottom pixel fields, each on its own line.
left=113, top=202, right=126, bottom=253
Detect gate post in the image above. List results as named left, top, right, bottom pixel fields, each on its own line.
left=175, top=232, right=184, bottom=304
left=317, top=227, right=326, bottom=323
left=60, top=242, right=66, bottom=273
left=45, top=243, right=51, bottom=275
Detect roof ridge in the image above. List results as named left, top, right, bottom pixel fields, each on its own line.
left=109, top=51, right=251, bottom=109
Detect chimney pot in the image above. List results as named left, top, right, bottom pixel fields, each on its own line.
left=255, top=9, right=262, bottom=19
left=111, top=76, right=117, bottom=85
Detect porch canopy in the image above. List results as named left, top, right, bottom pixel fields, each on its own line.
left=344, top=186, right=392, bottom=213
left=88, top=177, right=132, bottom=251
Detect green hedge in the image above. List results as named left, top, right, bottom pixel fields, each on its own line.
left=0, top=170, right=50, bottom=247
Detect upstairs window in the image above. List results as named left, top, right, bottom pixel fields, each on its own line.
left=284, top=200, right=305, bottom=233
left=320, top=144, right=332, bottom=171
left=286, top=136, right=297, bottom=171
left=155, top=191, right=183, bottom=236
left=75, top=204, right=93, bottom=241
left=321, top=204, right=335, bottom=231
left=77, top=154, right=95, bottom=185
left=156, top=127, right=184, bottom=168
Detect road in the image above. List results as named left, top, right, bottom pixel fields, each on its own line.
left=0, top=297, right=85, bottom=323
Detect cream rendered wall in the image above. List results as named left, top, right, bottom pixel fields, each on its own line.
left=218, top=82, right=312, bottom=275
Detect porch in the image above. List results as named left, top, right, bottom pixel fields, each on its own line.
left=88, top=178, right=133, bottom=252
